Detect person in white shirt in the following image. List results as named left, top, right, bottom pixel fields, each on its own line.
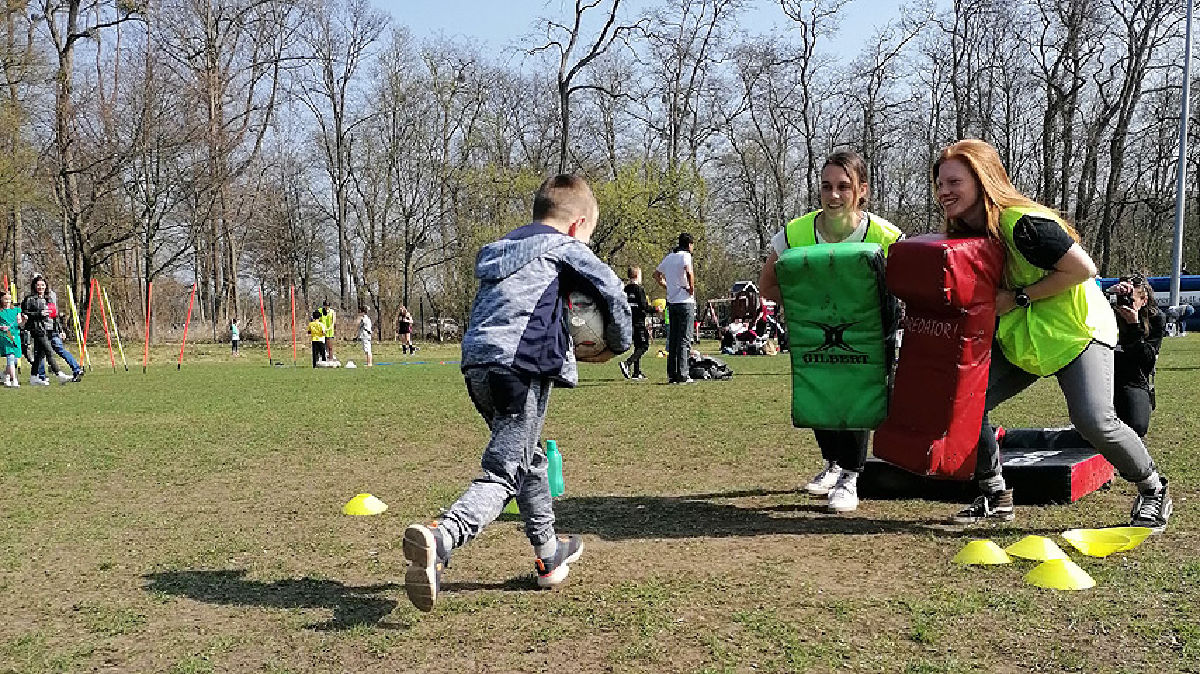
left=654, top=232, right=696, bottom=383
left=357, top=306, right=373, bottom=367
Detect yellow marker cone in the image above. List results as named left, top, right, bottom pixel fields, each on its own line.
left=1098, top=526, right=1152, bottom=552
left=953, top=540, right=1012, bottom=565
left=1005, top=535, right=1069, bottom=561
left=343, top=493, right=388, bottom=516
left=1024, top=558, right=1096, bottom=590
left=1061, top=529, right=1131, bottom=558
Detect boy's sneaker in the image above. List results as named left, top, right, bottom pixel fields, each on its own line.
left=618, top=361, right=631, bottom=379
left=632, top=372, right=646, bottom=380
left=826, top=473, right=859, bottom=513
left=1130, top=479, right=1172, bottom=533
left=952, top=489, right=1015, bottom=524
left=56, top=371, right=73, bottom=383
left=30, top=377, right=49, bottom=386
left=403, top=522, right=451, bottom=612
left=535, top=534, right=584, bottom=589
left=804, top=462, right=842, bottom=496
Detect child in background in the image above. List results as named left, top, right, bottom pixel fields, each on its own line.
left=0, top=291, right=20, bottom=388
left=230, top=318, right=240, bottom=356
left=357, top=306, right=373, bottom=367
left=401, top=174, right=632, bottom=611
left=308, top=310, right=326, bottom=368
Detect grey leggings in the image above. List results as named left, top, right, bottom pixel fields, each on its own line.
left=976, top=341, right=1157, bottom=484
left=439, top=366, right=555, bottom=549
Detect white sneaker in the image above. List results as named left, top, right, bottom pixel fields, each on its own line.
left=804, top=462, right=842, bottom=496
left=826, top=473, right=859, bottom=513
left=31, top=378, right=50, bottom=386
left=56, top=371, right=73, bottom=383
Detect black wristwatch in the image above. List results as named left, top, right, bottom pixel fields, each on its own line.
left=1013, top=287, right=1031, bottom=308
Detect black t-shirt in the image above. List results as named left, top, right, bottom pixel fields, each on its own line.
left=1012, top=215, right=1075, bottom=270
left=625, top=282, right=651, bottom=325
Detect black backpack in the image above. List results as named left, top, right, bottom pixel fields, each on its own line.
left=689, top=354, right=733, bottom=381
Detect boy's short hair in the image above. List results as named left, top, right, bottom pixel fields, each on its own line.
left=627, top=265, right=641, bottom=279
left=358, top=305, right=367, bottom=313
left=532, top=174, right=595, bottom=222
left=312, top=310, right=322, bottom=320
left=677, top=232, right=694, bottom=250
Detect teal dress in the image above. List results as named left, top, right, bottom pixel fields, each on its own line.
left=0, top=307, right=20, bottom=357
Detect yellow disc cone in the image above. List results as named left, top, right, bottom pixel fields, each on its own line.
left=1005, top=535, right=1069, bottom=561
left=343, top=493, right=388, bottom=516
left=1098, top=526, right=1152, bottom=552
left=1061, top=529, right=1130, bottom=558
left=1024, top=558, right=1096, bottom=590
left=953, top=539, right=1012, bottom=565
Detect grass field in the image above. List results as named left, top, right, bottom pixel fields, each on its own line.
left=2, top=336, right=1198, bottom=673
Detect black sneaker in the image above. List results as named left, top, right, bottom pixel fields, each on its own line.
left=952, top=489, right=1015, bottom=524
left=403, top=522, right=451, bottom=611
left=632, top=373, right=646, bottom=380
left=1130, top=479, right=1172, bottom=533
left=71, top=370, right=84, bottom=382
left=618, top=361, right=631, bottom=379
left=535, top=535, right=584, bottom=589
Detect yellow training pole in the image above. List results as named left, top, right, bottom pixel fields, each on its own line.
left=103, top=288, right=128, bottom=371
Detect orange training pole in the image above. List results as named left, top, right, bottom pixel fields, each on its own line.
left=290, top=285, right=297, bottom=365
left=96, top=283, right=116, bottom=371
left=142, top=281, right=153, bottom=374
left=177, top=283, right=197, bottom=370
left=258, top=286, right=272, bottom=364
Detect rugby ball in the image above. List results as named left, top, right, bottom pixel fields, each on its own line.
left=566, top=291, right=607, bottom=360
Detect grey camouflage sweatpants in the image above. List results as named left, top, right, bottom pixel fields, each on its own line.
left=438, top=365, right=556, bottom=549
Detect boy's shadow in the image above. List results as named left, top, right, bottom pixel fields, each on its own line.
left=143, top=569, right=403, bottom=631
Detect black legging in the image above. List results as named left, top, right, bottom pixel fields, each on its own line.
left=312, top=341, right=326, bottom=367
left=28, top=329, right=64, bottom=377
left=813, top=429, right=869, bottom=473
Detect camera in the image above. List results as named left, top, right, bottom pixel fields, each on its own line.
left=1113, top=291, right=1133, bottom=308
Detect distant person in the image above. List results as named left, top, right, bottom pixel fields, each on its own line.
left=35, top=285, right=83, bottom=382
left=320, top=299, right=336, bottom=360
left=20, top=275, right=72, bottom=385
left=654, top=232, right=696, bottom=384
left=758, top=149, right=903, bottom=513
left=397, top=305, right=417, bottom=354
left=1, top=290, right=20, bottom=388
left=230, top=318, right=240, bottom=356
left=307, top=310, right=327, bottom=367
left=401, top=174, right=631, bottom=612
left=619, top=266, right=652, bottom=380
left=357, top=306, right=373, bottom=367
left=932, top=139, right=1171, bottom=532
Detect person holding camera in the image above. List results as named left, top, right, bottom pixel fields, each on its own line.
left=1107, top=276, right=1165, bottom=438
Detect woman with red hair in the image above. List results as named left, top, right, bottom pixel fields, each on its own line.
left=933, top=139, right=1171, bottom=531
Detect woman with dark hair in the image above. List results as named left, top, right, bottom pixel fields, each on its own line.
left=932, top=139, right=1170, bottom=532
left=757, top=149, right=903, bottom=514
left=1108, top=276, right=1164, bottom=438
left=20, top=275, right=73, bottom=385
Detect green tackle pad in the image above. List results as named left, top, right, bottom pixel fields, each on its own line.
left=776, top=243, right=890, bottom=429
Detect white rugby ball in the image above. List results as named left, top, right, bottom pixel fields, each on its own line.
left=566, top=291, right=607, bottom=359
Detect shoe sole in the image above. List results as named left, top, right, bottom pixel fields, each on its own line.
left=805, top=485, right=834, bottom=496
left=827, top=501, right=858, bottom=513
left=536, top=541, right=584, bottom=589
left=402, top=525, right=438, bottom=612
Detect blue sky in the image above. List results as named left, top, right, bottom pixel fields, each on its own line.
left=373, top=0, right=905, bottom=56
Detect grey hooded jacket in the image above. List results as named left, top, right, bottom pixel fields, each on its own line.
left=461, top=223, right=632, bottom=387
